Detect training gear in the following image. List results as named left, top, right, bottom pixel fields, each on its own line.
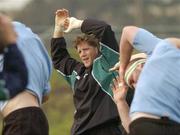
left=64, top=17, right=83, bottom=33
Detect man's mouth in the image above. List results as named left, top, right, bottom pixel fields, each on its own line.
left=83, top=58, right=89, bottom=63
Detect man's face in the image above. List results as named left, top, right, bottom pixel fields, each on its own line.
left=77, top=42, right=98, bottom=68
left=129, top=63, right=144, bottom=88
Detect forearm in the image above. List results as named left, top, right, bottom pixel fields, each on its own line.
left=4, top=44, right=27, bottom=78
left=51, top=38, right=80, bottom=75
left=116, top=100, right=131, bottom=133
left=120, top=37, right=133, bottom=70
left=119, top=26, right=139, bottom=72
left=0, top=14, right=17, bottom=53
left=53, top=26, right=64, bottom=38
left=51, top=38, right=68, bottom=70
left=81, top=19, right=109, bottom=38
left=3, top=44, right=28, bottom=98
left=81, top=19, right=118, bottom=50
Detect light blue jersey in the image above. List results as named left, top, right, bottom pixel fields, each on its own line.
left=130, top=29, right=180, bottom=123
left=133, top=28, right=162, bottom=56
left=0, top=22, right=52, bottom=110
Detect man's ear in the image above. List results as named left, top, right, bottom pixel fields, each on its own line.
left=96, top=47, right=99, bottom=54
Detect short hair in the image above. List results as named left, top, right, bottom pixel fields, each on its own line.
left=74, top=34, right=100, bottom=50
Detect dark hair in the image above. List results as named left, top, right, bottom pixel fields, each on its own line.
left=74, top=34, right=100, bottom=50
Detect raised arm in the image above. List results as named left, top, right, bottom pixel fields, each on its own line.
left=119, top=26, right=162, bottom=84
left=0, top=13, right=28, bottom=99
left=51, top=9, right=82, bottom=76
left=119, top=26, right=139, bottom=84
left=64, top=17, right=118, bottom=51
left=81, top=19, right=118, bottom=51
left=53, top=9, right=69, bottom=38
left=0, top=13, right=16, bottom=52
left=3, top=44, right=28, bottom=98
left=111, top=76, right=130, bottom=133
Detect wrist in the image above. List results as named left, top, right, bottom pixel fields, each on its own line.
left=115, top=99, right=127, bottom=105
left=63, top=17, right=83, bottom=33
left=54, top=25, right=64, bottom=32
left=75, top=19, right=83, bottom=28
left=53, top=26, right=64, bottom=38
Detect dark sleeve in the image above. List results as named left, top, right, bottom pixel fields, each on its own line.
left=1, top=44, right=28, bottom=98
left=81, top=19, right=119, bottom=52
left=51, top=37, right=82, bottom=75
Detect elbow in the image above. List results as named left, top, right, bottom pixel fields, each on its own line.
left=52, top=61, right=60, bottom=70
left=122, top=26, right=139, bottom=37
left=120, top=26, right=140, bottom=46
left=104, top=24, right=112, bottom=32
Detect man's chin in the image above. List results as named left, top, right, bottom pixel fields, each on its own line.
left=85, top=65, right=90, bottom=68
left=84, top=63, right=91, bottom=68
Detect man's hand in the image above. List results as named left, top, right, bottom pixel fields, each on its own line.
left=0, top=13, right=17, bottom=52
left=111, top=76, right=128, bottom=104
left=64, top=17, right=83, bottom=33
left=109, top=61, right=120, bottom=72
left=111, top=76, right=130, bottom=133
left=53, top=9, right=69, bottom=38
left=55, top=9, right=69, bottom=30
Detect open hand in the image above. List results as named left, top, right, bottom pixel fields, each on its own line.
left=55, top=9, right=69, bottom=32
left=111, top=76, right=128, bottom=104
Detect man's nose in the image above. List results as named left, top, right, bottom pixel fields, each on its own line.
left=81, top=51, right=86, bottom=57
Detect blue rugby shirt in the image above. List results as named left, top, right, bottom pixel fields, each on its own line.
left=0, top=22, right=52, bottom=110
left=130, top=29, right=180, bottom=123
